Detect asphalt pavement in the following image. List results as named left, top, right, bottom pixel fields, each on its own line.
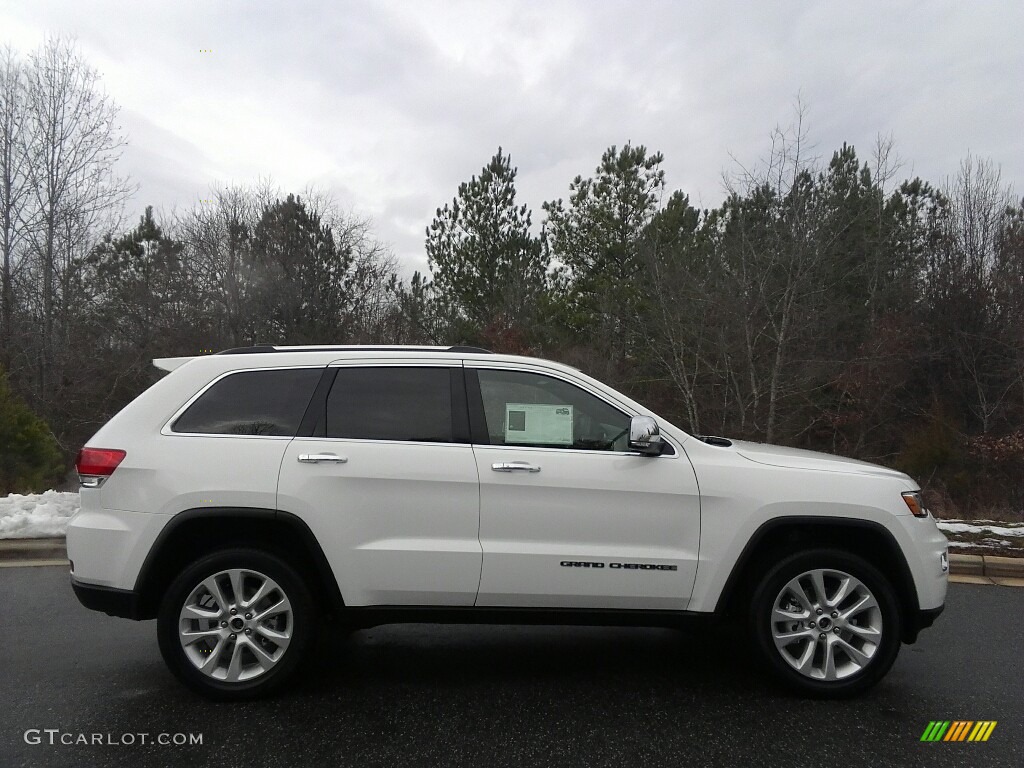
left=1, top=566, right=1021, bottom=768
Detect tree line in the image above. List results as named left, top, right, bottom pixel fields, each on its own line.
left=1, top=38, right=1022, bottom=518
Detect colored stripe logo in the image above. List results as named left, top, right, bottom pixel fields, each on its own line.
left=921, top=721, right=997, bottom=742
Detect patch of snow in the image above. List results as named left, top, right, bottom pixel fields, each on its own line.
left=939, top=517, right=1024, bottom=525
left=947, top=539, right=1014, bottom=549
left=937, top=521, right=1024, bottom=537
left=0, top=491, right=81, bottom=538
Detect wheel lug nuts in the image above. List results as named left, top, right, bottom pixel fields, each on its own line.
left=220, top=621, right=227, bottom=628
left=831, top=611, right=838, bottom=618
left=245, top=614, right=251, bottom=620
left=229, top=633, right=235, bottom=640
left=809, top=622, right=815, bottom=628
left=816, top=608, right=823, bottom=615
left=230, top=608, right=237, bottom=615
left=833, top=627, right=840, bottom=634
left=245, top=628, right=252, bottom=635
left=819, top=633, right=825, bottom=639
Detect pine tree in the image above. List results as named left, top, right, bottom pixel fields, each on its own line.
left=81, top=206, right=191, bottom=356
left=249, top=194, right=351, bottom=343
left=426, top=148, right=547, bottom=344
left=0, top=370, right=65, bottom=494
left=542, top=143, right=665, bottom=350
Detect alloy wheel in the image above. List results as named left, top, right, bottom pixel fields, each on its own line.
left=177, top=568, right=293, bottom=683
left=769, top=568, right=883, bottom=681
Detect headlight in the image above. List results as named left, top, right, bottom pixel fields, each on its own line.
left=901, top=490, right=929, bottom=518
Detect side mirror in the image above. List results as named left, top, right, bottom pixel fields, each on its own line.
left=628, top=415, right=664, bottom=455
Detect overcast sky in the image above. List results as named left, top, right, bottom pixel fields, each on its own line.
left=3, top=0, right=1022, bottom=276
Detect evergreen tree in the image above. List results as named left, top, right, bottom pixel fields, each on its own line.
left=0, top=370, right=65, bottom=494
left=249, top=194, right=351, bottom=343
left=426, top=148, right=546, bottom=344
left=81, top=206, right=191, bottom=356
left=543, top=143, right=665, bottom=351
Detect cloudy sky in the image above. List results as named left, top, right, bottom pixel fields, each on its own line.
left=2, top=0, right=1022, bottom=275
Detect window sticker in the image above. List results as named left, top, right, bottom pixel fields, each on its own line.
left=503, top=403, right=573, bottom=445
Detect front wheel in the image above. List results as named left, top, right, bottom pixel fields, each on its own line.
left=157, top=548, right=315, bottom=701
left=750, top=549, right=902, bottom=698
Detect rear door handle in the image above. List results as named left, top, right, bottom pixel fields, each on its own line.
left=491, top=461, right=541, bottom=473
left=298, top=453, right=348, bottom=464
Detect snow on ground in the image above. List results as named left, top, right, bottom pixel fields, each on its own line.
left=936, top=520, right=1024, bottom=537
left=945, top=539, right=1014, bottom=549
left=0, top=491, right=80, bottom=538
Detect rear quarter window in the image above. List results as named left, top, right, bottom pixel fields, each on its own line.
left=172, top=368, right=322, bottom=436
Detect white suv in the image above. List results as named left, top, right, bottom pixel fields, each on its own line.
left=67, top=345, right=948, bottom=700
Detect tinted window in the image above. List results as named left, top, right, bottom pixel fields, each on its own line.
left=326, top=367, right=453, bottom=442
left=173, top=368, right=321, bottom=436
left=475, top=369, right=630, bottom=451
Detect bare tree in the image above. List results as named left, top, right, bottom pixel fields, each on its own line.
left=177, top=181, right=400, bottom=347
left=720, top=102, right=823, bottom=442
left=945, top=155, right=1010, bottom=285
left=0, top=45, right=30, bottom=371
left=177, top=183, right=265, bottom=345
left=299, top=186, right=399, bottom=336
left=939, top=157, right=1016, bottom=434
left=22, top=36, right=132, bottom=391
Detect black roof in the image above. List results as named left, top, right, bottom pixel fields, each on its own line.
left=217, top=345, right=491, bottom=355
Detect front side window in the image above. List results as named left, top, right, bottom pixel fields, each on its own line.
left=326, top=367, right=454, bottom=442
left=475, top=369, right=631, bottom=451
left=172, top=368, right=322, bottom=436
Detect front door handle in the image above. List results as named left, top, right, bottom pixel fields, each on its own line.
left=298, top=453, right=348, bottom=464
left=491, top=461, right=541, bottom=473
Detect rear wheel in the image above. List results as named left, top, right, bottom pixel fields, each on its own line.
left=750, top=549, right=901, bottom=698
left=157, top=548, right=314, bottom=700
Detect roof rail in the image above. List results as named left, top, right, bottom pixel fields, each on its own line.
left=216, top=345, right=492, bottom=355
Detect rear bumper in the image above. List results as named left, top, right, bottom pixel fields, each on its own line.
left=66, top=506, right=169, bottom=591
left=71, top=576, right=144, bottom=620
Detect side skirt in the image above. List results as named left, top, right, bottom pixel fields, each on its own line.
left=337, top=605, right=717, bottom=631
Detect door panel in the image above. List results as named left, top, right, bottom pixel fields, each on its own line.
left=278, top=439, right=481, bottom=606
left=276, top=363, right=481, bottom=607
left=470, top=367, right=700, bottom=610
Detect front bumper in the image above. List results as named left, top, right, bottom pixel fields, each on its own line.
left=71, top=576, right=143, bottom=620
left=904, top=604, right=945, bottom=644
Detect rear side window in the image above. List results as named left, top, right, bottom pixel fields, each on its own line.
left=172, top=368, right=322, bottom=436
left=326, top=367, right=453, bottom=442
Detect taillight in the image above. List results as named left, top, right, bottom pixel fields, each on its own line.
left=76, top=448, right=126, bottom=488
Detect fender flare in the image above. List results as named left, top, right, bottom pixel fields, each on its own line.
left=714, top=515, right=920, bottom=618
left=134, top=506, right=344, bottom=615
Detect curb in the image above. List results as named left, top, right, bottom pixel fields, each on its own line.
left=0, top=537, right=68, bottom=562
left=948, top=552, right=1024, bottom=578
left=1, top=538, right=1023, bottom=576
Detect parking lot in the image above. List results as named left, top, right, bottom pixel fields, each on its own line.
left=2, top=565, right=1020, bottom=768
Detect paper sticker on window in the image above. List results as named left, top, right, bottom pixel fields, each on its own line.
left=504, top=403, right=573, bottom=445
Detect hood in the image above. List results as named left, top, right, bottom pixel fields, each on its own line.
left=728, top=439, right=912, bottom=482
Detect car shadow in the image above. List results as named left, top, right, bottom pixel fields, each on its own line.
left=296, top=621, right=763, bottom=697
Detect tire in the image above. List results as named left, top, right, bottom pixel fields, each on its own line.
left=749, top=548, right=902, bottom=698
left=157, top=548, right=315, bottom=701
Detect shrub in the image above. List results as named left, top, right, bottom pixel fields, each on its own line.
left=0, top=371, right=67, bottom=495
